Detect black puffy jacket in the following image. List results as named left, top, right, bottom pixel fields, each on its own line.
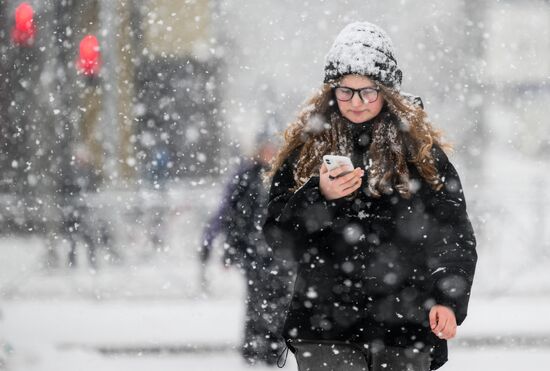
left=263, top=123, right=477, bottom=370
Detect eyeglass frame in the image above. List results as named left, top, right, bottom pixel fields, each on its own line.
left=333, top=85, right=381, bottom=104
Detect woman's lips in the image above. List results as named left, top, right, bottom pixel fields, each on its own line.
left=350, top=110, right=367, bottom=115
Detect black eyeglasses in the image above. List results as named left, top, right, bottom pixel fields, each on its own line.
left=334, top=86, right=380, bottom=103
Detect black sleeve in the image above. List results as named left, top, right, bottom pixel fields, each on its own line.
left=424, top=146, right=478, bottom=326
left=215, top=167, right=244, bottom=234
left=222, top=166, right=255, bottom=258
left=224, top=168, right=250, bottom=225
left=263, top=148, right=351, bottom=261
left=201, top=165, right=251, bottom=265
left=200, top=174, right=240, bottom=262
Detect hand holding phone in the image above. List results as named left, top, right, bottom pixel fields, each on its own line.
left=322, top=155, right=354, bottom=177
left=320, top=155, right=364, bottom=200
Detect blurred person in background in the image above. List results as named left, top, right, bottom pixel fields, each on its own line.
left=263, top=22, right=477, bottom=371
left=200, top=136, right=296, bottom=366
left=148, top=143, right=172, bottom=251
left=59, top=143, right=105, bottom=269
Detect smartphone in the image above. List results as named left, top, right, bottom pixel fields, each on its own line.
left=322, top=155, right=354, bottom=176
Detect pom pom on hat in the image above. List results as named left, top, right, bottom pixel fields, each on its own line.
left=324, top=22, right=402, bottom=90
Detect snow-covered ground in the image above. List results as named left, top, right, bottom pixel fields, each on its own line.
left=2, top=296, right=550, bottom=371
left=1, top=233, right=550, bottom=371
left=4, top=347, right=550, bottom=371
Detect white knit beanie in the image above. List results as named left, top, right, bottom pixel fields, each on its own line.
left=324, top=22, right=402, bottom=91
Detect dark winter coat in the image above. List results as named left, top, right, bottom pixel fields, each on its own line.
left=202, top=160, right=280, bottom=267
left=263, top=123, right=477, bottom=370
left=224, top=161, right=271, bottom=266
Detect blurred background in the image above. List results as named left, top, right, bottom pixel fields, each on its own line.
left=1, top=0, right=549, bottom=370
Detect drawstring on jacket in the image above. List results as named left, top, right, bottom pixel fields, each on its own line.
left=277, top=344, right=290, bottom=368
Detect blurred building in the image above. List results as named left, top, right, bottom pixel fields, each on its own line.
left=0, top=0, right=224, bottom=232
left=133, top=0, right=223, bottom=183
left=484, top=0, right=550, bottom=157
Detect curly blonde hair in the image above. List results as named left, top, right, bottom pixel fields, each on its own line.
left=266, top=83, right=451, bottom=199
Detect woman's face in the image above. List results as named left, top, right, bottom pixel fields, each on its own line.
left=335, top=75, right=384, bottom=124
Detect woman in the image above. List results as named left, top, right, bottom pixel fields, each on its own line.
left=263, top=22, right=477, bottom=371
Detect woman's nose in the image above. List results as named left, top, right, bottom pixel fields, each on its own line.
left=351, top=93, right=364, bottom=107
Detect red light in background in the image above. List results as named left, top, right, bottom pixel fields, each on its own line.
left=77, top=35, right=101, bottom=76
left=11, top=2, right=36, bottom=46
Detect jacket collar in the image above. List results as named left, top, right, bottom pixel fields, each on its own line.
left=344, top=117, right=374, bottom=149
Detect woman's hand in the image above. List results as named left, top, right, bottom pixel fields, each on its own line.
left=429, top=305, right=457, bottom=340
left=319, top=163, right=364, bottom=201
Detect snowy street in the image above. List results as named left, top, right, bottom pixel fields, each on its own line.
left=2, top=295, right=550, bottom=371
left=1, top=236, right=550, bottom=371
